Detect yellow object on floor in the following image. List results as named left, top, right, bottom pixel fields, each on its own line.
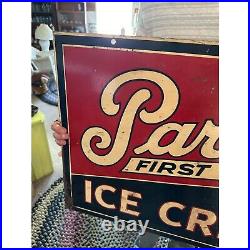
left=32, top=111, right=53, bottom=181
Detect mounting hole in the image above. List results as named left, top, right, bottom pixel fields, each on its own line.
left=111, top=39, right=116, bottom=45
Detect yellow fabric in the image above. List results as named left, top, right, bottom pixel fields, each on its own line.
left=32, top=111, right=53, bottom=181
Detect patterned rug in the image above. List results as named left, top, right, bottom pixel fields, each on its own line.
left=32, top=178, right=193, bottom=248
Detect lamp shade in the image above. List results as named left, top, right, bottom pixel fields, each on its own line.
left=35, top=24, right=53, bottom=40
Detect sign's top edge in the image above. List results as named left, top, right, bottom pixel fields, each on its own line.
left=54, top=31, right=219, bottom=46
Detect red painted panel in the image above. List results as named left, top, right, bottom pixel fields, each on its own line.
left=63, top=46, right=218, bottom=187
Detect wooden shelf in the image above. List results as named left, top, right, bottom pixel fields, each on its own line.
left=59, top=23, right=84, bottom=27
left=32, top=12, right=52, bottom=16
left=57, top=10, right=85, bottom=14
left=32, top=21, right=52, bottom=26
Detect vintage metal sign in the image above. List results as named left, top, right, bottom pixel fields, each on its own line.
left=55, top=33, right=219, bottom=247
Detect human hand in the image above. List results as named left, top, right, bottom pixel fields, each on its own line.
left=51, top=120, right=69, bottom=146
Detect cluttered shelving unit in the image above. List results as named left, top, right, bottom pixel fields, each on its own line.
left=32, top=2, right=97, bottom=49
left=32, top=3, right=57, bottom=33
left=32, top=2, right=57, bottom=49
left=55, top=2, right=86, bottom=33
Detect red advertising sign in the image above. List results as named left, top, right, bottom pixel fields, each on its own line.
left=55, top=33, right=219, bottom=247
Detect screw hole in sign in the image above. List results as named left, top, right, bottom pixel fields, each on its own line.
left=111, top=39, right=116, bottom=45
